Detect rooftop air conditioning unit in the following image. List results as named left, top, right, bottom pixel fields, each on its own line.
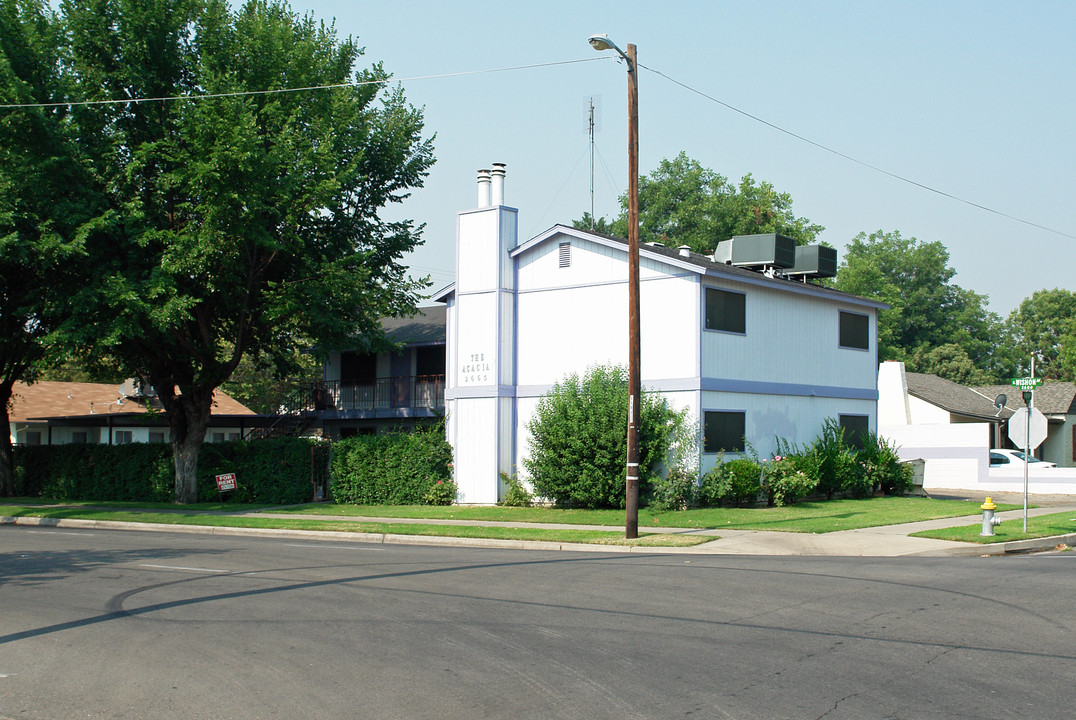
left=712, top=233, right=796, bottom=271
left=786, top=245, right=837, bottom=280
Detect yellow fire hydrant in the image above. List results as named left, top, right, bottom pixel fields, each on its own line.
left=980, top=497, right=1002, bottom=536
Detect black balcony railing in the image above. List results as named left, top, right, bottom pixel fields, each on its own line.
left=247, top=375, right=445, bottom=440
left=317, top=376, right=445, bottom=413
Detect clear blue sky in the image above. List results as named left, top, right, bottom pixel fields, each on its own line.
left=296, top=0, right=1074, bottom=316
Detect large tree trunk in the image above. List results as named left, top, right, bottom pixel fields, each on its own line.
left=0, top=378, right=16, bottom=497
left=167, top=388, right=214, bottom=504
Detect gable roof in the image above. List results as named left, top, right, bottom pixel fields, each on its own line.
left=9, top=381, right=254, bottom=422
left=380, top=305, right=446, bottom=346
left=905, top=372, right=1012, bottom=421
left=438, top=224, right=887, bottom=310
left=973, top=382, right=1076, bottom=416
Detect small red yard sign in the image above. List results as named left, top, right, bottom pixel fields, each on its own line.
left=215, top=472, right=238, bottom=493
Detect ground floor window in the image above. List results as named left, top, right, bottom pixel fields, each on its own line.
left=839, top=414, right=869, bottom=450
left=704, top=410, right=745, bottom=453
left=114, top=430, right=133, bottom=445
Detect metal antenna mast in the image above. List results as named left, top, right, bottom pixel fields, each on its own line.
left=588, top=96, right=596, bottom=229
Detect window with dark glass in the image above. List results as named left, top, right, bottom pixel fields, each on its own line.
left=839, top=311, right=869, bottom=350
left=705, top=288, right=746, bottom=334
left=704, top=411, right=746, bottom=453
left=839, top=414, right=870, bottom=450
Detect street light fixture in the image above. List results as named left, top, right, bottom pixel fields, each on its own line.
left=590, top=33, right=641, bottom=539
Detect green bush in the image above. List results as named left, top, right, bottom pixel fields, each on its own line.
left=421, top=478, right=458, bottom=505
left=196, top=437, right=323, bottom=504
left=524, top=364, right=681, bottom=509
left=761, top=455, right=818, bottom=507
left=859, top=432, right=913, bottom=496
left=13, top=438, right=318, bottom=504
left=499, top=471, right=533, bottom=507
left=17, top=444, right=175, bottom=502
left=807, top=419, right=861, bottom=499
left=330, top=425, right=453, bottom=505
left=699, top=458, right=762, bottom=507
left=648, top=466, right=698, bottom=511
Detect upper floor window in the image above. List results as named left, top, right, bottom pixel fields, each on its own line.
left=839, top=311, right=869, bottom=350
left=705, top=288, right=746, bottom=334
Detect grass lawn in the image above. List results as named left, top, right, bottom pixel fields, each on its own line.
left=271, top=496, right=1016, bottom=533
left=911, top=511, right=1076, bottom=545
left=3, top=495, right=1015, bottom=542
left=0, top=503, right=709, bottom=547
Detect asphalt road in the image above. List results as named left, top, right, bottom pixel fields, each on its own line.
left=1, top=525, right=1073, bottom=720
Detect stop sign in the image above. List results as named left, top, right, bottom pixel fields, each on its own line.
left=1008, top=406, right=1048, bottom=449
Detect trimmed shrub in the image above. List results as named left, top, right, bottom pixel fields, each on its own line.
left=330, top=425, right=453, bottom=505
left=648, top=466, right=698, bottom=511
left=196, top=437, right=323, bottom=504
left=524, top=364, right=681, bottom=509
left=699, top=458, right=762, bottom=507
left=13, top=437, right=318, bottom=504
left=17, top=444, right=175, bottom=502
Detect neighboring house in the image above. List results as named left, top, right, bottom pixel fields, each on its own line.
left=316, top=306, right=446, bottom=438
left=878, top=361, right=1076, bottom=493
left=434, top=164, right=886, bottom=503
left=8, top=380, right=257, bottom=446
left=973, top=381, right=1076, bottom=468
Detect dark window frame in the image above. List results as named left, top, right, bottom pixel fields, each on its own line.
left=705, top=287, right=747, bottom=335
left=703, top=410, right=746, bottom=453
left=839, top=311, right=869, bottom=350
left=838, top=414, right=870, bottom=450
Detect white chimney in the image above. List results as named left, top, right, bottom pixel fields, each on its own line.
left=477, top=169, right=491, bottom=208
left=490, top=162, right=506, bottom=206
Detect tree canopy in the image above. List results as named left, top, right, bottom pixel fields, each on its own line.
left=574, top=152, right=823, bottom=254
left=0, top=0, right=91, bottom=495
left=834, top=230, right=1013, bottom=382
left=1007, top=288, right=1076, bottom=381
left=2, top=0, right=434, bottom=501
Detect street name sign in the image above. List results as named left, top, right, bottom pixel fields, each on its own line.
left=1010, top=377, right=1043, bottom=390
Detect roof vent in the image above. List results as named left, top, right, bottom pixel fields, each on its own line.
left=678, top=245, right=691, bottom=257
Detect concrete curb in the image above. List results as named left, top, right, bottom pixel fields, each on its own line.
left=4, top=514, right=1073, bottom=556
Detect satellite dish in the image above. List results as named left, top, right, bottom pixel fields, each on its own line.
left=994, top=393, right=1007, bottom=416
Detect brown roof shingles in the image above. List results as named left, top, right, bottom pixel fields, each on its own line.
left=9, top=381, right=254, bottom=422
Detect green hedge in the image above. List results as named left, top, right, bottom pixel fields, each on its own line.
left=13, top=438, right=322, bottom=504
left=330, top=427, right=453, bottom=505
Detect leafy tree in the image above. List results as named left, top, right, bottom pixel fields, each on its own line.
left=23, top=0, right=434, bottom=502
left=0, top=0, right=89, bottom=495
left=912, top=344, right=992, bottom=386
left=219, top=345, right=320, bottom=414
left=573, top=152, right=823, bottom=254
left=1007, top=288, right=1076, bottom=381
left=524, top=364, right=682, bottom=508
left=834, top=230, right=1011, bottom=382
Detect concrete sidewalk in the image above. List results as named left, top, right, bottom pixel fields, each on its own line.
left=6, top=493, right=1075, bottom=556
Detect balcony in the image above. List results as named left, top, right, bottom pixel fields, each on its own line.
left=316, top=376, right=445, bottom=415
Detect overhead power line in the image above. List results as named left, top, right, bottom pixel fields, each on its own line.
left=0, top=56, right=605, bottom=110
left=639, top=62, right=1076, bottom=242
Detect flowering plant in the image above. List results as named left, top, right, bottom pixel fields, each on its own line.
left=422, top=478, right=458, bottom=506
